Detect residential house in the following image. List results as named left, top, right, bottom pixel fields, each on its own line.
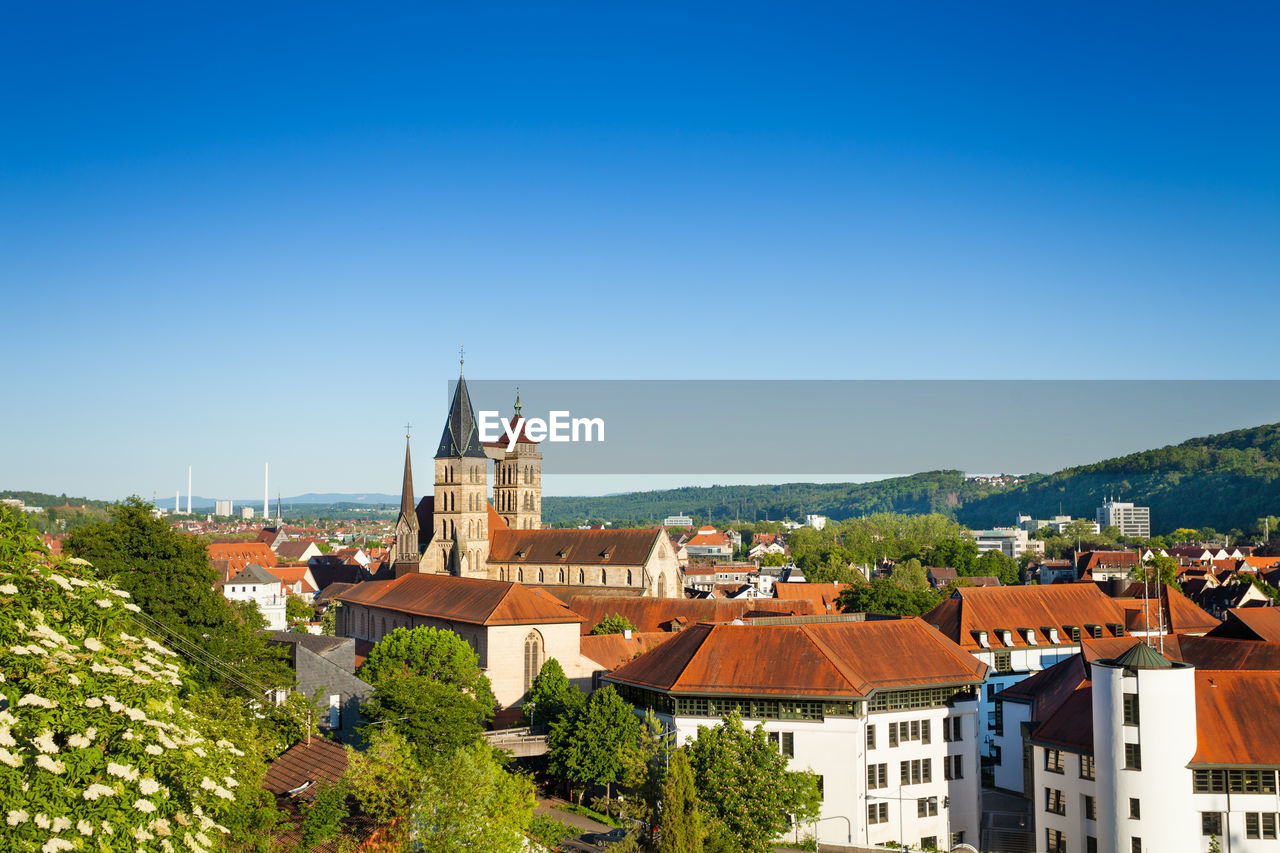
left=684, top=526, right=735, bottom=561
left=266, top=633, right=372, bottom=743
left=208, top=541, right=278, bottom=584
left=222, top=563, right=288, bottom=630
left=605, top=616, right=987, bottom=850
left=276, top=540, right=323, bottom=564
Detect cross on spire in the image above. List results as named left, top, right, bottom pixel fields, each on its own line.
left=404, top=422, right=412, bottom=438
left=459, top=345, right=465, bottom=374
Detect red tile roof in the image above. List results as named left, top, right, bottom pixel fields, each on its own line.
left=925, top=584, right=1131, bottom=650
left=773, top=582, right=850, bottom=614
left=607, top=617, right=986, bottom=698
left=1029, top=684, right=1094, bottom=753
left=207, top=541, right=277, bottom=574
left=262, top=737, right=348, bottom=797
left=568, top=595, right=816, bottom=635
left=334, top=574, right=582, bottom=626
left=580, top=631, right=675, bottom=671
left=487, top=502, right=509, bottom=533
left=267, top=566, right=317, bottom=594
left=1219, top=607, right=1280, bottom=641
left=686, top=528, right=730, bottom=547
left=1192, top=671, right=1280, bottom=765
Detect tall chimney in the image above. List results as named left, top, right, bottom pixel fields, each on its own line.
left=187, top=467, right=192, bottom=515
left=175, top=490, right=179, bottom=514
left=264, top=463, right=269, bottom=521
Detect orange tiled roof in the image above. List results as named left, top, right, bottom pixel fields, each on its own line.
left=488, top=527, right=661, bottom=566
left=568, top=595, right=817, bottom=635
left=1192, top=670, right=1280, bottom=766
left=580, top=631, right=675, bottom=671
left=607, top=617, right=986, bottom=698
left=267, top=566, right=316, bottom=594
left=773, top=582, right=850, bottom=614
left=207, top=542, right=277, bottom=574
left=925, top=584, right=1131, bottom=650
left=334, top=573, right=582, bottom=626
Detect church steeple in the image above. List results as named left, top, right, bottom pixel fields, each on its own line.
left=436, top=365, right=487, bottom=459
left=393, top=431, right=421, bottom=575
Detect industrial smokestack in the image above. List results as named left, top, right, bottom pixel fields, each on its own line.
left=187, top=467, right=192, bottom=515
left=175, top=491, right=179, bottom=514
left=264, top=463, right=269, bottom=521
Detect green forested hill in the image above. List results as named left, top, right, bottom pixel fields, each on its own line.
left=542, top=423, right=1280, bottom=535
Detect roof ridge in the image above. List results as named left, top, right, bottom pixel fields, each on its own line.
left=798, top=624, right=871, bottom=695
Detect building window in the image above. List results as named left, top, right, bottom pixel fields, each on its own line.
left=1194, top=769, right=1279, bottom=794
left=867, top=725, right=876, bottom=750
left=900, top=759, right=930, bottom=785
left=767, top=731, right=794, bottom=758
left=867, top=763, right=887, bottom=790
left=1131, top=839, right=1141, bottom=853
left=1124, top=743, right=1141, bottom=770
left=1080, top=754, right=1095, bottom=780
left=1129, top=798, right=1140, bottom=820
left=1046, top=828, right=1066, bottom=853
left=1045, top=749, right=1064, bottom=774
left=889, top=723, right=898, bottom=747
left=522, top=630, right=543, bottom=692
left=868, top=802, right=888, bottom=824
left=627, top=570, right=633, bottom=585
left=600, top=568, right=607, bottom=584
left=1045, top=788, right=1065, bottom=816
left=1202, top=812, right=1223, bottom=836
left=920, top=837, right=937, bottom=851
left=994, top=650, right=1012, bottom=673
left=1084, top=795, right=1096, bottom=821
left=1246, top=813, right=1278, bottom=839
left=918, top=797, right=937, bottom=817
left=578, top=569, right=585, bottom=584
left=1123, top=693, right=1140, bottom=726
left=1086, top=837, right=1097, bottom=853
left=994, top=701, right=1004, bottom=736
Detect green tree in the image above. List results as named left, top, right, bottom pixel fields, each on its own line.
left=321, top=601, right=340, bottom=636
left=838, top=577, right=942, bottom=617
left=359, top=625, right=496, bottom=709
left=659, top=749, right=703, bottom=853
left=918, top=537, right=979, bottom=574
left=759, top=552, right=788, bottom=567
left=590, top=613, right=638, bottom=636
left=685, top=712, right=820, bottom=853
left=524, top=657, right=585, bottom=729
left=547, top=685, right=642, bottom=807
left=413, top=741, right=537, bottom=853
left=299, top=783, right=350, bottom=849
left=361, top=673, right=493, bottom=760
left=64, top=496, right=291, bottom=691
left=890, top=557, right=928, bottom=590
left=345, top=725, right=423, bottom=844
left=973, top=549, right=1020, bottom=585
left=285, top=593, right=314, bottom=625
left=1131, top=554, right=1179, bottom=587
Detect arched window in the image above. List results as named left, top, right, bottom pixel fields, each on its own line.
left=517, top=567, right=524, bottom=582
left=538, top=568, right=545, bottom=583
left=658, top=574, right=667, bottom=598
left=558, top=568, right=565, bottom=583
left=600, top=568, right=607, bottom=585
left=627, top=570, right=633, bottom=585
left=523, top=630, right=543, bottom=692
left=578, top=569, right=585, bottom=584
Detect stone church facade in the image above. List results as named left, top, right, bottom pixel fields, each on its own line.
left=390, top=368, right=681, bottom=600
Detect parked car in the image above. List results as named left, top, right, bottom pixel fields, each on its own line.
left=582, top=827, right=628, bottom=847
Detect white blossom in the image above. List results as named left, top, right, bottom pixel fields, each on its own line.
left=106, top=762, right=138, bottom=781
left=84, top=697, right=103, bottom=708
left=6, top=809, right=28, bottom=826
left=100, top=820, right=113, bottom=835
left=140, top=778, right=161, bottom=795
left=83, top=637, right=103, bottom=652
left=34, top=813, right=50, bottom=829
left=49, top=574, right=73, bottom=590
left=149, top=817, right=172, bottom=837
left=124, top=602, right=141, bottom=612
left=111, top=588, right=131, bottom=598
left=17, top=693, right=57, bottom=709
left=94, top=599, right=113, bottom=608
left=0, top=726, right=14, bottom=747
left=145, top=743, right=163, bottom=755
left=76, top=819, right=94, bottom=835
left=34, top=730, right=57, bottom=754
left=133, top=826, right=153, bottom=842
left=51, top=816, right=70, bottom=833
left=82, top=783, right=115, bottom=800
left=0, top=584, right=17, bottom=594
left=134, top=798, right=157, bottom=814
left=41, top=839, right=74, bottom=853
left=213, top=786, right=234, bottom=801
left=222, top=775, right=238, bottom=788
left=35, top=754, right=65, bottom=774
left=66, top=673, right=80, bottom=686
left=0, top=747, right=22, bottom=768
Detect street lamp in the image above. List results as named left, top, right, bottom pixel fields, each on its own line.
left=810, top=814, right=852, bottom=852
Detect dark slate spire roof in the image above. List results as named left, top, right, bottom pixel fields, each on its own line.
left=1112, top=640, right=1172, bottom=669
left=436, top=371, right=487, bottom=459
left=398, top=435, right=417, bottom=524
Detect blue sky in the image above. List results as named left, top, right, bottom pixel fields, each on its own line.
left=3, top=2, right=1278, bottom=499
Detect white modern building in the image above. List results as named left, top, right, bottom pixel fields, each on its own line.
left=1096, top=501, right=1151, bottom=539
left=663, top=513, right=694, bottom=527
left=971, top=527, right=1042, bottom=559
left=241, top=506, right=256, bottom=520
left=215, top=499, right=234, bottom=516
left=606, top=616, right=987, bottom=850
left=1025, top=639, right=1280, bottom=853
left=222, top=563, right=288, bottom=630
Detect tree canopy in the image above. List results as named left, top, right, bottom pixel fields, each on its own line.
left=524, top=658, right=584, bottom=729
left=359, top=625, right=495, bottom=706
left=589, top=613, right=638, bottom=636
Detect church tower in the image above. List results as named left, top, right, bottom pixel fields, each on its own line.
left=433, top=361, right=491, bottom=576
left=493, top=391, right=542, bottom=530
left=392, top=433, right=421, bottom=577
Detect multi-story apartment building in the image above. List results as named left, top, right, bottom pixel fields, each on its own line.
left=605, top=615, right=987, bottom=850
left=1096, top=500, right=1151, bottom=539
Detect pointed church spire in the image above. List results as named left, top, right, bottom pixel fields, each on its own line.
left=436, top=364, right=487, bottom=459
left=513, top=387, right=522, bottom=418
left=399, top=432, right=416, bottom=519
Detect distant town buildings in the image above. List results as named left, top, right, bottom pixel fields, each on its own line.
left=215, top=499, right=233, bottom=516
left=971, top=526, right=1042, bottom=559
left=662, top=513, right=693, bottom=527
left=1096, top=499, right=1151, bottom=538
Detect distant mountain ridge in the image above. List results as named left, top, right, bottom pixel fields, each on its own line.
left=541, top=422, right=1280, bottom=534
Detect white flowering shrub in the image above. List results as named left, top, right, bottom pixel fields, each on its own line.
left=0, top=511, right=258, bottom=852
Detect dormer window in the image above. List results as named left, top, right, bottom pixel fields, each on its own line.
left=1021, top=628, right=1037, bottom=645
left=1087, top=624, right=1104, bottom=639
left=600, top=548, right=613, bottom=560
left=557, top=549, right=569, bottom=560
left=995, top=629, right=1013, bottom=647
left=516, top=549, right=528, bottom=560
left=1044, top=626, right=1060, bottom=644
left=972, top=630, right=989, bottom=648
left=1109, top=622, right=1126, bottom=637
left=1065, top=625, right=1081, bottom=643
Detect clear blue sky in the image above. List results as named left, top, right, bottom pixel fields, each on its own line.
left=3, top=2, right=1278, bottom=500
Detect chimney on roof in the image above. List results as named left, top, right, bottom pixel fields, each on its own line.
left=623, top=629, right=632, bottom=640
